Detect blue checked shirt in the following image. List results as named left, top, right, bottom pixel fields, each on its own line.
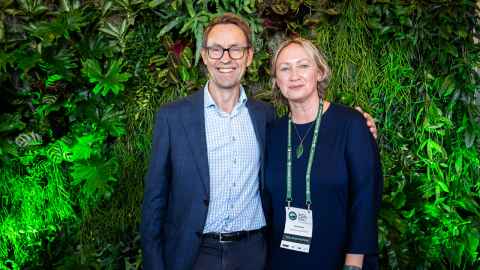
left=203, top=83, right=266, bottom=233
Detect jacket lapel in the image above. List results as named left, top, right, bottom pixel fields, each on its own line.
left=181, top=89, right=210, bottom=197
left=246, top=99, right=266, bottom=188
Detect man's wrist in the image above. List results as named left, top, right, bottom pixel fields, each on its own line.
left=343, top=265, right=362, bottom=270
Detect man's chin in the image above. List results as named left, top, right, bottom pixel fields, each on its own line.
left=210, top=79, right=241, bottom=91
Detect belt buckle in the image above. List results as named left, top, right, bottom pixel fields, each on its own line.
left=218, top=233, right=232, bottom=244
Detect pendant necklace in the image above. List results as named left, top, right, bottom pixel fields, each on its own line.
left=290, top=100, right=324, bottom=159
left=293, top=123, right=314, bottom=159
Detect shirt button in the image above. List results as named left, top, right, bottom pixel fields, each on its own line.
left=232, top=136, right=236, bottom=141
left=233, top=158, right=236, bottom=164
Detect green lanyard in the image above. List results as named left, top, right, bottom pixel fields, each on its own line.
left=286, top=99, right=324, bottom=210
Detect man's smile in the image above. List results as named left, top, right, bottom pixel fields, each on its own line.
left=217, top=67, right=236, bottom=73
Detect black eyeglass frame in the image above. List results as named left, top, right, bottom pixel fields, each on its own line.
left=204, top=45, right=251, bottom=60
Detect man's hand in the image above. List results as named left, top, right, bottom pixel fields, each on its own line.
left=355, top=107, right=377, bottom=139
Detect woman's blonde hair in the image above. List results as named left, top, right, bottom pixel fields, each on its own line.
left=271, top=37, right=331, bottom=105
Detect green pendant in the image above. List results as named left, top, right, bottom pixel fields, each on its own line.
left=296, top=144, right=304, bottom=159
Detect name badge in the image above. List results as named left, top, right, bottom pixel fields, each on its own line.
left=280, top=206, right=313, bottom=253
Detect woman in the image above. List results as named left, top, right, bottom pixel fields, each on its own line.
left=264, top=38, right=383, bottom=270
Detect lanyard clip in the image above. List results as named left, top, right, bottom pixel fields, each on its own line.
left=287, top=200, right=291, bottom=208
left=307, top=202, right=311, bottom=211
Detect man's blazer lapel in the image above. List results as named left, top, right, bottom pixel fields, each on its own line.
left=246, top=99, right=266, bottom=170
left=181, top=89, right=210, bottom=197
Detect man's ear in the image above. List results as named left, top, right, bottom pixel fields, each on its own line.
left=246, top=47, right=254, bottom=67
left=201, top=48, right=208, bottom=65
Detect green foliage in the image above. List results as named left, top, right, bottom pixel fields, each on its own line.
left=71, top=157, right=118, bottom=203
left=0, top=160, right=75, bottom=268
left=365, top=0, right=480, bottom=268
left=0, top=0, right=478, bottom=269
left=0, top=2, right=130, bottom=268
left=24, top=10, right=88, bottom=44
left=154, top=0, right=262, bottom=64
left=81, top=58, right=132, bottom=96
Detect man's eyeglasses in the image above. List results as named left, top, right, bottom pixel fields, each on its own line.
left=204, top=46, right=250, bottom=60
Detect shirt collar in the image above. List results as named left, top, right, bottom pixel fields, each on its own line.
left=203, top=81, right=248, bottom=110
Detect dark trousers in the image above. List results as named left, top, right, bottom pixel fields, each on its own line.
left=193, top=232, right=266, bottom=270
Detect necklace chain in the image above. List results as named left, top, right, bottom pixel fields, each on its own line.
left=292, top=122, right=314, bottom=159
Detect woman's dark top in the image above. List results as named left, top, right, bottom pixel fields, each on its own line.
left=264, top=103, right=383, bottom=270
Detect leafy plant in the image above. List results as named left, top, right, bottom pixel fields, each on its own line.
left=0, top=2, right=130, bottom=268
left=81, top=59, right=132, bottom=96
left=0, top=0, right=478, bottom=269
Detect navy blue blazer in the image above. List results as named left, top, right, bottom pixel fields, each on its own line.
left=140, top=88, right=275, bottom=270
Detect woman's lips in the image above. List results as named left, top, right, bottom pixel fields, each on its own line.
left=289, top=84, right=304, bottom=89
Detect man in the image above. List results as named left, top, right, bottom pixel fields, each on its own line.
left=141, top=13, right=377, bottom=270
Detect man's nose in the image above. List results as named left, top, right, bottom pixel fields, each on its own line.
left=220, top=49, right=232, bottom=63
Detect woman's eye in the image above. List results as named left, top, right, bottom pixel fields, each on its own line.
left=299, top=64, right=310, bottom=69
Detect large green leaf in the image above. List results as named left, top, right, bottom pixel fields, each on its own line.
left=70, top=158, right=118, bottom=200
left=157, top=16, right=184, bottom=37
left=81, top=59, right=131, bottom=96
left=98, top=105, right=126, bottom=137
left=0, top=50, right=13, bottom=72
left=13, top=46, right=41, bottom=72
left=39, top=48, right=78, bottom=80
left=68, top=133, right=106, bottom=161
left=0, top=113, right=26, bottom=133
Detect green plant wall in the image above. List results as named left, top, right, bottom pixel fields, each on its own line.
left=0, top=0, right=479, bottom=269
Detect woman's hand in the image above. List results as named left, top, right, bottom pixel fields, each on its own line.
left=344, top=253, right=364, bottom=269
left=355, top=107, right=377, bottom=139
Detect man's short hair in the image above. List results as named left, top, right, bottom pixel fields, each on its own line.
left=203, top=13, right=252, bottom=48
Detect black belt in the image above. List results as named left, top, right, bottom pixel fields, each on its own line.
left=202, top=228, right=263, bottom=242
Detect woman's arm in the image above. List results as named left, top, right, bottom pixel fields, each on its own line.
left=344, top=111, right=383, bottom=268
